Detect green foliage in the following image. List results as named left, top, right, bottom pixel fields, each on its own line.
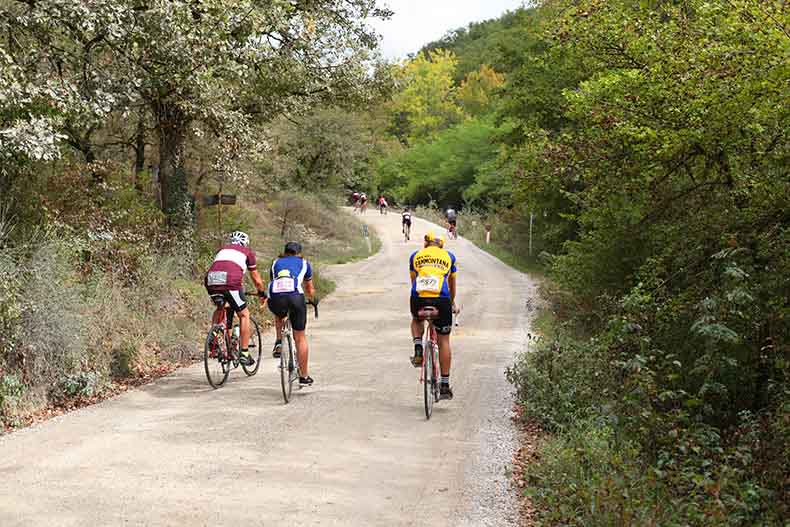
left=0, top=374, right=25, bottom=426
left=388, top=49, right=465, bottom=144
left=377, top=117, right=504, bottom=207
left=268, top=108, right=384, bottom=194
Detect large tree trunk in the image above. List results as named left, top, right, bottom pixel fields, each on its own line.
left=155, top=102, right=192, bottom=228
left=133, top=113, right=146, bottom=189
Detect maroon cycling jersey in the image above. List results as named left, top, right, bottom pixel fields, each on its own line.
left=205, top=244, right=257, bottom=290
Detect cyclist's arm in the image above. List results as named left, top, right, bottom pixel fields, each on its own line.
left=249, top=269, right=266, bottom=295
left=448, top=274, right=456, bottom=303
left=304, top=278, right=315, bottom=300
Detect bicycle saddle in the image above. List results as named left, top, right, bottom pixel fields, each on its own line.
left=417, top=307, right=440, bottom=320
left=210, top=294, right=226, bottom=307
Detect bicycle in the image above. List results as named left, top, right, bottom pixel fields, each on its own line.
left=403, top=221, right=411, bottom=242
left=203, top=296, right=263, bottom=389
left=416, top=306, right=441, bottom=419
left=279, top=300, right=319, bottom=404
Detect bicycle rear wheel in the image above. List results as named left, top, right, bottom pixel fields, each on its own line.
left=242, top=318, right=262, bottom=376
left=280, top=332, right=295, bottom=403
left=423, top=339, right=435, bottom=419
left=404, top=224, right=410, bottom=241
left=204, top=325, right=230, bottom=389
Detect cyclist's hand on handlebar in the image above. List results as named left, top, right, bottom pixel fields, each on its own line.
left=452, top=302, right=460, bottom=314
left=257, top=290, right=268, bottom=301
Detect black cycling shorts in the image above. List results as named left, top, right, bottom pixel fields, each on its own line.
left=268, top=294, right=308, bottom=332
left=410, top=296, right=453, bottom=335
left=206, top=287, right=247, bottom=313
left=402, top=218, right=412, bottom=227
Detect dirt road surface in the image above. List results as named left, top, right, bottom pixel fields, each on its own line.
left=0, top=211, right=537, bottom=527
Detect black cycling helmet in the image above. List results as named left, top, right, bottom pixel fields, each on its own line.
left=284, top=241, right=302, bottom=255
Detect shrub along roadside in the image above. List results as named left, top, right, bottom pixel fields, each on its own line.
left=1, top=185, right=375, bottom=431
left=509, top=300, right=789, bottom=526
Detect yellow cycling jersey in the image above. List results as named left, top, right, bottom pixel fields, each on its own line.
left=409, top=245, right=457, bottom=299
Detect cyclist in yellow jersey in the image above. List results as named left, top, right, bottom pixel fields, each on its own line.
left=409, top=232, right=458, bottom=400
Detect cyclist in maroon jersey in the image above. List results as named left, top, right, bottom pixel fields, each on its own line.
left=204, top=231, right=267, bottom=366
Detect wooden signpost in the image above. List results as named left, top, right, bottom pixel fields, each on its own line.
left=203, top=191, right=237, bottom=246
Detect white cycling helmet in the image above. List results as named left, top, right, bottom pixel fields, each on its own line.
left=228, top=231, right=250, bottom=247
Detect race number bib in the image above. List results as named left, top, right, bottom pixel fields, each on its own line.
left=416, top=275, right=441, bottom=294
left=207, top=271, right=228, bottom=286
left=272, top=277, right=296, bottom=294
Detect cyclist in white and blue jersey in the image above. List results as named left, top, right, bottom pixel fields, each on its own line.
left=267, top=241, right=316, bottom=386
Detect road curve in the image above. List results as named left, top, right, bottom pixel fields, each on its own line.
left=0, top=211, right=537, bottom=527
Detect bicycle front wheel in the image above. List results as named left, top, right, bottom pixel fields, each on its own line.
left=280, top=333, right=295, bottom=403
left=242, top=318, right=262, bottom=376
left=204, top=325, right=230, bottom=389
left=423, top=339, right=435, bottom=419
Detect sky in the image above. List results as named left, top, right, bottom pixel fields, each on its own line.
left=370, top=0, right=527, bottom=60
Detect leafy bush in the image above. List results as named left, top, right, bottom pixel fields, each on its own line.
left=0, top=374, right=26, bottom=426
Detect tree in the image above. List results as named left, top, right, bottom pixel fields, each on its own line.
left=0, top=0, right=391, bottom=226
left=269, top=108, right=377, bottom=192
left=388, top=49, right=464, bottom=144
left=456, top=64, right=505, bottom=116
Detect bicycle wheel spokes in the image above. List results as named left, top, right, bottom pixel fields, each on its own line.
left=280, top=332, right=294, bottom=403
left=242, top=318, right=262, bottom=376
left=423, top=339, right=434, bottom=419
left=204, top=326, right=230, bottom=389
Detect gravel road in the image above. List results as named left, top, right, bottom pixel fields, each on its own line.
left=0, top=211, right=537, bottom=527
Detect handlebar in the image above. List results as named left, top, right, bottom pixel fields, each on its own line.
left=307, top=299, right=319, bottom=319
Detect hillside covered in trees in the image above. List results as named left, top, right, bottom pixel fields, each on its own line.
left=372, top=1, right=789, bottom=524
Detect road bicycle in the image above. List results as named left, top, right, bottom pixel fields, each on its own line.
left=416, top=306, right=441, bottom=419
left=279, top=300, right=319, bottom=404
left=203, top=296, right=262, bottom=389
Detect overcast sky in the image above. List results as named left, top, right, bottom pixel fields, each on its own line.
left=370, top=0, right=527, bottom=60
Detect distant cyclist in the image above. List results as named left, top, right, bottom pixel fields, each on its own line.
left=378, top=195, right=388, bottom=214
left=268, top=241, right=317, bottom=386
left=204, top=231, right=267, bottom=367
left=401, top=207, right=412, bottom=240
left=360, top=193, right=368, bottom=213
left=445, top=208, right=458, bottom=239
left=409, top=232, right=458, bottom=400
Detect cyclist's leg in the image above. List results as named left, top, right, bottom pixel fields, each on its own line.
left=267, top=295, right=290, bottom=355
left=226, top=290, right=253, bottom=364
left=409, top=297, right=425, bottom=365
left=293, top=329, right=309, bottom=376
left=434, top=299, right=454, bottom=396
left=288, top=295, right=310, bottom=380
left=437, top=333, right=452, bottom=376
left=206, top=285, right=228, bottom=325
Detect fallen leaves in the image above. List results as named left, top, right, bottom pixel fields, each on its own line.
left=511, top=403, right=543, bottom=526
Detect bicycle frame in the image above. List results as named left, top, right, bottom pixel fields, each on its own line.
left=209, top=306, right=233, bottom=361
left=204, top=297, right=263, bottom=388
left=417, top=311, right=441, bottom=419
left=279, top=300, right=319, bottom=403
left=420, top=322, right=439, bottom=384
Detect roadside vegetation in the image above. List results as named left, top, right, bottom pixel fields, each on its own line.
left=1, top=0, right=787, bottom=523
left=0, top=1, right=386, bottom=430
left=373, top=1, right=789, bottom=524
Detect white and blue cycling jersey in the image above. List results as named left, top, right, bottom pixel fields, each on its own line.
left=268, top=256, right=313, bottom=297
